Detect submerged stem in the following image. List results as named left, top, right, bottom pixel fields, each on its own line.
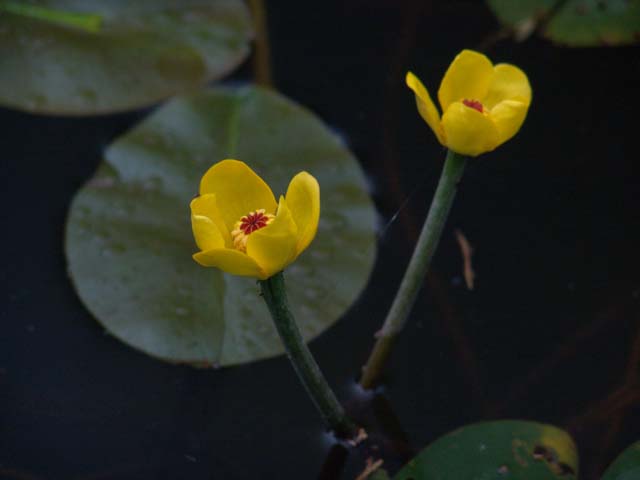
left=0, top=2, right=102, bottom=33
left=360, top=149, right=467, bottom=389
left=248, top=0, right=272, bottom=87
left=259, top=272, right=356, bottom=438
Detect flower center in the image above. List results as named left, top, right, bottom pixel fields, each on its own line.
left=231, top=209, right=275, bottom=252
left=463, top=99, right=484, bottom=113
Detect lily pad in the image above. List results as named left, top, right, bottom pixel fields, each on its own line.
left=0, top=0, right=253, bottom=115
left=65, top=85, right=377, bottom=366
left=487, top=0, right=640, bottom=46
left=394, top=421, right=578, bottom=479
left=602, top=442, right=640, bottom=480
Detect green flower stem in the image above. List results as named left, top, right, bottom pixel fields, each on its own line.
left=360, top=149, right=468, bottom=390
left=0, top=2, right=102, bottom=33
left=259, top=272, right=357, bottom=438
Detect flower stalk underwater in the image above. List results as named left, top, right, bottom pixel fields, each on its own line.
left=260, top=272, right=356, bottom=437
left=191, top=159, right=356, bottom=436
left=360, top=149, right=467, bottom=389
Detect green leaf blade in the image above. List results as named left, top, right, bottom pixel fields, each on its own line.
left=487, top=0, right=640, bottom=46
left=602, top=441, right=640, bottom=480
left=0, top=0, right=253, bottom=115
left=65, top=85, right=377, bottom=367
left=394, top=420, right=578, bottom=480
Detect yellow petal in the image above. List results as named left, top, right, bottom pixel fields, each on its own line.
left=438, top=49, right=494, bottom=113
left=199, top=159, right=277, bottom=232
left=285, top=171, right=320, bottom=255
left=191, top=214, right=225, bottom=252
left=190, top=194, right=231, bottom=246
left=483, top=63, right=532, bottom=110
left=488, top=99, right=530, bottom=146
left=406, top=71, right=446, bottom=145
left=246, top=196, right=298, bottom=279
left=193, top=248, right=265, bottom=278
left=441, top=101, right=500, bottom=157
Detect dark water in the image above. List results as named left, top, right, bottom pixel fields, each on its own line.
left=2, top=1, right=639, bottom=479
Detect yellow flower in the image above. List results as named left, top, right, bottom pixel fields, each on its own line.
left=190, top=159, right=320, bottom=280
left=406, top=49, right=532, bottom=157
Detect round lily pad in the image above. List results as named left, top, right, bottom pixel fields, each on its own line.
left=65, top=85, right=377, bottom=366
left=0, top=0, right=253, bottom=115
left=487, top=0, right=640, bottom=46
left=394, top=420, right=578, bottom=479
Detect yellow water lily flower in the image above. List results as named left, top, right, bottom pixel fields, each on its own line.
left=190, top=159, right=320, bottom=280
left=406, top=49, right=532, bottom=157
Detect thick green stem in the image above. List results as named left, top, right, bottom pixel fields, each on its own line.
left=360, top=149, right=468, bottom=389
left=259, top=272, right=356, bottom=438
left=0, top=2, right=102, bottom=33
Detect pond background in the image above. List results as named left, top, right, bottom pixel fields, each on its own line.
left=2, top=1, right=639, bottom=479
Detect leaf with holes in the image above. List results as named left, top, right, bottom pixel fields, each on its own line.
left=393, top=420, right=578, bottom=479
left=487, top=0, right=640, bottom=46
left=602, top=441, right=640, bottom=480
left=0, top=0, right=253, bottom=115
left=65, top=84, right=377, bottom=367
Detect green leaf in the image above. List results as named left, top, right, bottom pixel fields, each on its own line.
left=0, top=2, right=103, bottom=32
left=602, top=442, right=640, bottom=480
left=370, top=469, right=391, bottom=480
left=393, top=421, right=578, bottom=480
left=0, top=0, right=253, bottom=115
left=487, top=0, right=556, bottom=25
left=487, top=0, right=640, bottom=46
left=65, top=85, right=377, bottom=367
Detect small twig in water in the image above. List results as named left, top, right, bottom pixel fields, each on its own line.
left=355, top=458, right=384, bottom=480
left=248, top=0, right=272, bottom=87
left=347, top=427, right=369, bottom=447
left=455, top=229, right=475, bottom=290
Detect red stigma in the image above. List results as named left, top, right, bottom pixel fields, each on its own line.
left=239, top=211, right=270, bottom=235
left=463, top=99, right=484, bottom=113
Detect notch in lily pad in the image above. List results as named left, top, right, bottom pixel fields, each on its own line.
left=487, top=0, right=640, bottom=47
